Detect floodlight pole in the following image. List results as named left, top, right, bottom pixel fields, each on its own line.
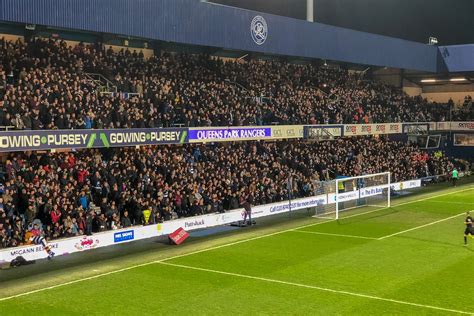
left=307, top=0, right=314, bottom=22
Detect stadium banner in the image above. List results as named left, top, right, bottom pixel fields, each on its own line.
left=389, top=179, right=422, bottom=191
left=343, top=123, right=402, bottom=136
left=188, top=127, right=273, bottom=143
left=187, top=125, right=306, bottom=143
left=452, top=122, right=474, bottom=131
left=0, top=179, right=422, bottom=262
left=0, top=128, right=189, bottom=152
left=402, top=122, right=430, bottom=134
left=437, top=121, right=474, bottom=131
left=327, top=180, right=421, bottom=203
left=303, top=125, right=343, bottom=140
left=270, top=125, right=305, bottom=139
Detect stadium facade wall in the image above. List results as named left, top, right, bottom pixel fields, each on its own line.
left=0, top=0, right=439, bottom=72
left=0, top=179, right=421, bottom=262
left=422, top=92, right=473, bottom=105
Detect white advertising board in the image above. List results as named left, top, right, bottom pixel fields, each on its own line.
left=0, top=179, right=421, bottom=262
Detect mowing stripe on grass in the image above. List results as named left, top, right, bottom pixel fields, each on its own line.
left=426, top=200, right=474, bottom=205
left=163, top=185, right=473, bottom=262
left=0, top=185, right=472, bottom=302
left=291, top=230, right=378, bottom=240
left=158, top=261, right=473, bottom=315
left=377, top=212, right=466, bottom=240
left=0, top=261, right=158, bottom=302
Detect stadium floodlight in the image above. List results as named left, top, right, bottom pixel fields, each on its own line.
left=428, top=37, right=438, bottom=45
left=449, top=78, right=467, bottom=82
left=420, top=79, right=437, bottom=83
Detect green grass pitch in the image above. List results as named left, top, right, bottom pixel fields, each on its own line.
left=1, top=184, right=473, bottom=315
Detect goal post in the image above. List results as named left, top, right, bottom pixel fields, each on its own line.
left=311, top=172, right=391, bottom=220
left=335, top=172, right=391, bottom=219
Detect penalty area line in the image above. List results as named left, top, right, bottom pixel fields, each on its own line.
left=158, top=261, right=473, bottom=315
left=378, top=212, right=466, bottom=240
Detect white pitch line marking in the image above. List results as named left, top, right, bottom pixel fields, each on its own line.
left=158, top=261, right=473, bottom=315
left=0, top=186, right=472, bottom=302
left=378, top=212, right=466, bottom=240
left=291, top=230, right=378, bottom=240
left=424, top=200, right=474, bottom=205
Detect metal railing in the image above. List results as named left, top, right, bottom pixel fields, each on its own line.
left=85, top=73, right=117, bottom=93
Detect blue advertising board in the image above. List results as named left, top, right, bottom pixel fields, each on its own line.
left=114, top=230, right=134, bottom=243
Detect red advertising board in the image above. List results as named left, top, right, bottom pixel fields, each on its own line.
left=168, top=227, right=189, bottom=245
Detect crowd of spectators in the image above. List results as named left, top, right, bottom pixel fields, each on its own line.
left=1, top=37, right=472, bottom=130
left=0, top=137, right=461, bottom=248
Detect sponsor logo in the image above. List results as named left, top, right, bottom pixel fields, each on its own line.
left=345, top=125, right=357, bottom=135
left=114, top=230, right=134, bottom=243
left=360, top=187, right=384, bottom=198
left=74, top=237, right=100, bottom=250
left=375, top=124, right=386, bottom=133
left=269, top=198, right=326, bottom=213
left=108, top=131, right=183, bottom=144
left=361, top=125, right=372, bottom=133
left=457, top=122, right=474, bottom=130
left=251, top=16, right=268, bottom=45
left=389, top=124, right=400, bottom=132
left=9, top=243, right=58, bottom=256
left=0, top=134, right=89, bottom=149
left=184, top=219, right=205, bottom=229
left=0, top=128, right=187, bottom=152
left=188, top=128, right=271, bottom=141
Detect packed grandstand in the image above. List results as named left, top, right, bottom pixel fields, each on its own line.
left=0, top=138, right=465, bottom=248
left=0, top=37, right=472, bottom=131
left=0, top=36, right=472, bottom=249
left=1, top=1, right=474, bottom=315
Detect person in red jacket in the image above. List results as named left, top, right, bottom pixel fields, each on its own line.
left=77, top=167, right=89, bottom=185
left=50, top=205, right=62, bottom=224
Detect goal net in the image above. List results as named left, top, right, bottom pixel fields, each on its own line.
left=312, top=172, right=391, bottom=220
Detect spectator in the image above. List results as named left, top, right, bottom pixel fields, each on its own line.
left=0, top=137, right=461, bottom=249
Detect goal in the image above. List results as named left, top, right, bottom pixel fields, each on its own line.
left=312, top=172, right=391, bottom=220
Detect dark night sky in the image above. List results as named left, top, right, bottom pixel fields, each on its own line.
left=211, top=0, right=474, bottom=45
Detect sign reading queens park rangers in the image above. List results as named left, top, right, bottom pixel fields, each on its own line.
left=188, top=127, right=272, bottom=142
left=0, top=128, right=188, bottom=152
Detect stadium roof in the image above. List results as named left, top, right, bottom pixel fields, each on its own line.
left=211, top=0, right=474, bottom=46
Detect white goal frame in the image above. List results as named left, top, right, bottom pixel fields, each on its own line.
left=335, top=172, right=391, bottom=220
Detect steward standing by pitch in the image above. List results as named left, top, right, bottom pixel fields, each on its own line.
left=451, top=168, right=458, bottom=187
